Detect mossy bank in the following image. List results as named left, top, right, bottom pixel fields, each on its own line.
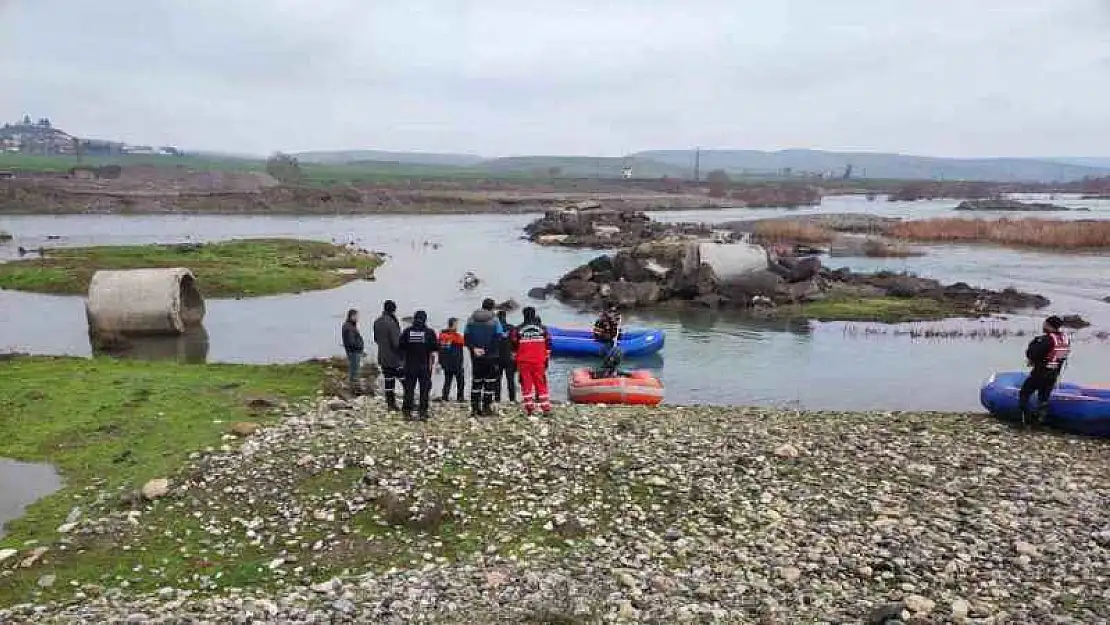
left=1, top=356, right=1108, bottom=623
left=0, top=239, right=382, bottom=298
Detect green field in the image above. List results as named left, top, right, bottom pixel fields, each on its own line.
left=0, top=238, right=382, bottom=297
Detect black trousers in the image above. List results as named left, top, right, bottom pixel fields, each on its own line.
left=381, top=366, right=403, bottom=405
left=1019, top=367, right=1060, bottom=411
left=402, top=369, right=432, bottom=416
left=494, top=361, right=517, bottom=402
left=470, top=355, right=497, bottom=412
left=442, top=368, right=465, bottom=401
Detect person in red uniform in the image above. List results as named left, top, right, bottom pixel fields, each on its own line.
left=1018, top=315, right=1071, bottom=424
left=511, top=306, right=553, bottom=416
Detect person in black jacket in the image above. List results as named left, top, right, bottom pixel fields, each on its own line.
left=373, top=300, right=403, bottom=411
left=399, top=310, right=439, bottom=421
left=493, top=309, right=518, bottom=403
left=341, top=309, right=365, bottom=392
left=1019, top=315, right=1071, bottom=424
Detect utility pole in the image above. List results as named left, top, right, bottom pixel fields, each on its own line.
left=693, top=146, right=701, bottom=183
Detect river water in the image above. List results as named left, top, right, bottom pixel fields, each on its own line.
left=0, top=458, right=61, bottom=539
left=1, top=194, right=1109, bottom=411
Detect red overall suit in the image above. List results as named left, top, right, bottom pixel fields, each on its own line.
left=511, top=321, right=553, bottom=415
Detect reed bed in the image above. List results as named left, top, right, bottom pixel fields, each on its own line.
left=751, top=220, right=836, bottom=245
left=885, top=218, right=1110, bottom=249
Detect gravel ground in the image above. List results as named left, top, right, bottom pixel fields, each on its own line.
left=2, top=397, right=1109, bottom=624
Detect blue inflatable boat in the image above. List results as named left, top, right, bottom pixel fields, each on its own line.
left=547, top=326, right=665, bottom=358
left=980, top=371, right=1110, bottom=437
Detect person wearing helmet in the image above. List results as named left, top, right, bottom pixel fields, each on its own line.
left=1019, top=315, right=1071, bottom=425
left=373, top=300, right=403, bottom=411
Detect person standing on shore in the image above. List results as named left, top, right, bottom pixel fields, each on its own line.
left=438, top=317, right=466, bottom=402
left=341, top=308, right=365, bottom=393
left=511, top=306, right=553, bottom=416
left=399, top=310, right=438, bottom=421
left=1019, top=315, right=1071, bottom=424
left=464, top=298, right=503, bottom=416
left=373, top=300, right=403, bottom=411
left=494, top=309, right=518, bottom=404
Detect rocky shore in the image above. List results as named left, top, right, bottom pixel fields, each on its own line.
left=2, top=398, right=1108, bottom=623
left=539, top=240, right=1048, bottom=320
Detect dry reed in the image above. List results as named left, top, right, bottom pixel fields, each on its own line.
left=886, top=218, right=1110, bottom=249
left=752, top=220, right=836, bottom=245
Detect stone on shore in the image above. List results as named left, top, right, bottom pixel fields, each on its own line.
left=2, top=399, right=1107, bottom=624
left=141, top=478, right=170, bottom=501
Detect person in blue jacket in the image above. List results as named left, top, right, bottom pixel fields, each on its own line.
left=464, top=298, right=504, bottom=416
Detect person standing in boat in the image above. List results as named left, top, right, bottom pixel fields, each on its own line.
left=511, top=306, right=553, bottom=416
left=592, top=303, right=623, bottom=377
left=373, top=300, right=403, bottom=411
left=341, top=308, right=365, bottom=393
left=1019, top=315, right=1071, bottom=424
left=593, top=303, right=622, bottom=349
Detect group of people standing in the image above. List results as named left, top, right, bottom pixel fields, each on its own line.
left=342, top=298, right=553, bottom=421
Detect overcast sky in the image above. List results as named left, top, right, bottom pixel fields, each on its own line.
left=1, top=0, right=1107, bottom=157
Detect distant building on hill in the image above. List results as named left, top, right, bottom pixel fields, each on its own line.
left=0, top=115, right=76, bottom=155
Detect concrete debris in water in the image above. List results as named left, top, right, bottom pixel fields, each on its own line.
left=3, top=398, right=1109, bottom=623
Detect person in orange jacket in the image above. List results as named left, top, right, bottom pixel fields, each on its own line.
left=437, top=317, right=466, bottom=402
left=510, top=307, right=553, bottom=415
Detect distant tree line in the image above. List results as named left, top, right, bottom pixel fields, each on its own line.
left=266, top=152, right=303, bottom=184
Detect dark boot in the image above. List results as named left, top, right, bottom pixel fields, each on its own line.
left=385, top=393, right=399, bottom=412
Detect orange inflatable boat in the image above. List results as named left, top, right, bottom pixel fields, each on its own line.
left=567, top=368, right=664, bottom=406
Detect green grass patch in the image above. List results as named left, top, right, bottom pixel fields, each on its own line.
left=0, top=356, right=324, bottom=603
left=779, top=296, right=954, bottom=323
left=0, top=238, right=381, bottom=297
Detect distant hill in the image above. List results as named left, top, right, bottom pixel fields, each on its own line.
left=477, top=156, right=687, bottom=178
left=634, top=149, right=1110, bottom=183
left=294, top=150, right=485, bottom=167
left=1041, top=157, right=1110, bottom=170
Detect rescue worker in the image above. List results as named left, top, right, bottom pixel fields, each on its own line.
left=1019, top=315, right=1071, bottom=424
left=494, top=309, right=518, bottom=403
left=464, top=298, right=503, bottom=416
left=372, top=300, right=403, bottom=411
left=438, top=317, right=466, bottom=402
left=592, top=303, right=622, bottom=350
left=592, top=303, right=622, bottom=377
left=510, top=306, right=553, bottom=416
left=398, top=310, right=438, bottom=421
left=341, top=308, right=365, bottom=393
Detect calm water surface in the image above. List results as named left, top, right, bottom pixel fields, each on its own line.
left=2, top=195, right=1109, bottom=411
left=0, top=458, right=62, bottom=538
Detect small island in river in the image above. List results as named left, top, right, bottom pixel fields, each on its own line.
left=0, top=239, right=382, bottom=298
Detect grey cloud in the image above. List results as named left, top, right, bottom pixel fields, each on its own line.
left=1, top=0, right=1107, bottom=156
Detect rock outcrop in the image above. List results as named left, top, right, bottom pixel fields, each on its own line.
left=525, top=203, right=714, bottom=249
left=547, top=240, right=1049, bottom=319
left=955, top=199, right=1079, bottom=212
